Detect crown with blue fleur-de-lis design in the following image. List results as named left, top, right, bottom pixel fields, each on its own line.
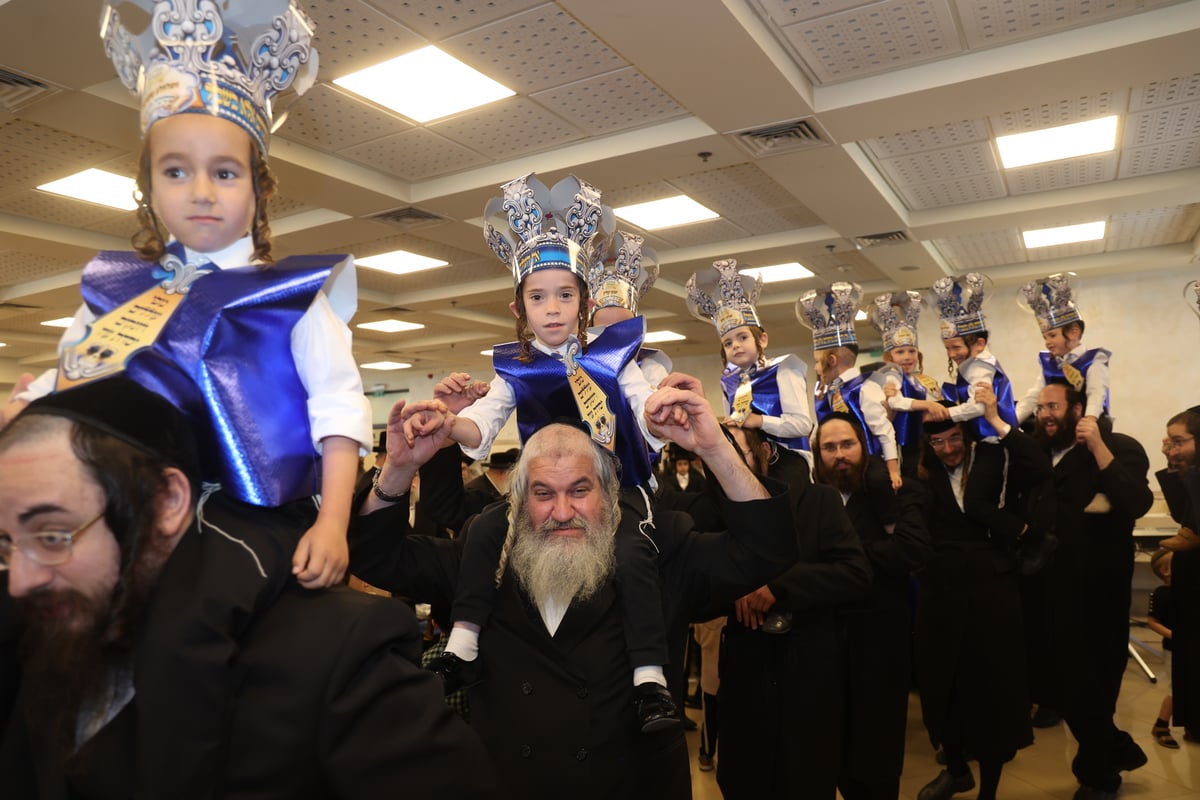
left=868, top=291, right=923, bottom=351
left=1019, top=273, right=1082, bottom=333
left=686, top=259, right=763, bottom=337
left=100, top=0, right=318, bottom=152
left=930, top=273, right=989, bottom=340
left=796, top=282, right=862, bottom=350
left=1188, top=278, right=1200, bottom=320
left=483, top=173, right=615, bottom=287
left=587, top=231, right=658, bottom=316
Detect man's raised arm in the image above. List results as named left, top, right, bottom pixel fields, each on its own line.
left=644, top=379, right=767, bottom=502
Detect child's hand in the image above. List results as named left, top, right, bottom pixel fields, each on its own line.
left=887, top=460, right=903, bottom=492
left=920, top=401, right=951, bottom=422
left=292, top=518, right=349, bottom=589
left=434, top=373, right=490, bottom=414
left=883, top=383, right=898, bottom=399
left=399, top=400, right=451, bottom=445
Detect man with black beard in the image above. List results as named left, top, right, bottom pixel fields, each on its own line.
left=1034, top=380, right=1153, bottom=800
left=0, top=378, right=496, bottom=799
left=716, top=426, right=871, bottom=800
left=350, top=383, right=796, bottom=800
left=812, top=413, right=930, bottom=800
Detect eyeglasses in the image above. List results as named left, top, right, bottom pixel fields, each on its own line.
left=1035, top=402, right=1063, bottom=414
left=929, top=433, right=964, bottom=450
left=819, top=440, right=858, bottom=455
left=1165, top=436, right=1195, bottom=452
left=0, top=509, right=105, bottom=570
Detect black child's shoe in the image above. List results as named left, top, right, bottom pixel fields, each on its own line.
left=634, top=682, right=680, bottom=734
left=426, top=651, right=471, bottom=695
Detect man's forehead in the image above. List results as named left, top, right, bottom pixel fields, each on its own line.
left=1039, top=384, right=1068, bottom=402
left=0, top=429, right=90, bottom=511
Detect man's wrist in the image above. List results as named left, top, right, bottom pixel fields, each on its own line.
left=372, top=467, right=412, bottom=503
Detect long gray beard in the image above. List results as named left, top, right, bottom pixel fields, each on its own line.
left=509, top=508, right=617, bottom=611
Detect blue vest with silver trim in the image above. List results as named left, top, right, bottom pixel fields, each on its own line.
left=720, top=359, right=811, bottom=454
left=816, top=373, right=882, bottom=456
left=1038, top=348, right=1110, bottom=415
left=76, top=247, right=346, bottom=507
left=493, top=315, right=652, bottom=488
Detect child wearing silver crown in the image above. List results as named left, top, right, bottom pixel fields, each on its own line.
left=401, top=174, right=679, bottom=733
left=1014, top=274, right=1112, bottom=426
left=870, top=291, right=952, bottom=474
left=588, top=231, right=672, bottom=388
left=1, top=3, right=371, bottom=797
left=687, top=260, right=815, bottom=488
left=798, top=282, right=903, bottom=490
left=930, top=274, right=1019, bottom=442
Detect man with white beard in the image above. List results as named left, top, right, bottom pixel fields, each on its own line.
left=351, top=381, right=797, bottom=800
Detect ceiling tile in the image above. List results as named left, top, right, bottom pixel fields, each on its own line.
left=932, top=230, right=1026, bottom=271
left=283, top=85, right=413, bottom=151
left=442, top=4, right=627, bottom=95
left=863, top=119, right=991, bottom=159
left=430, top=97, right=585, bottom=159
left=1107, top=204, right=1200, bottom=249
left=957, top=0, right=1145, bottom=50
left=370, top=0, right=549, bottom=40
left=1005, top=153, right=1118, bottom=194
left=300, top=1, right=426, bottom=80
left=531, top=67, right=686, bottom=136
left=340, top=127, right=490, bottom=179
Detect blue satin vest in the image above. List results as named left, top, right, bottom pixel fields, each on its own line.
left=816, top=373, right=882, bottom=456
left=493, top=316, right=651, bottom=488
left=894, top=375, right=929, bottom=449
left=720, top=361, right=811, bottom=454
left=76, top=248, right=347, bottom=506
left=1038, top=348, right=1110, bottom=414
left=947, top=363, right=1018, bottom=440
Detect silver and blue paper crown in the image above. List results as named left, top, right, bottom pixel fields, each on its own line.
left=868, top=291, right=922, bottom=351
left=796, top=282, right=863, bottom=350
left=483, top=173, right=615, bottom=286
left=101, top=0, right=318, bottom=151
left=1019, top=273, right=1082, bottom=332
left=588, top=231, right=658, bottom=315
left=686, top=259, right=763, bottom=337
left=1187, top=279, right=1200, bottom=320
left=930, top=273, right=988, bottom=340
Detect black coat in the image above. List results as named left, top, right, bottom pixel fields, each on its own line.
left=1045, top=433, right=1152, bottom=743
left=838, top=460, right=931, bottom=785
left=349, top=461, right=796, bottom=800
left=1, top=525, right=497, bottom=799
left=1158, top=466, right=1200, bottom=728
left=717, top=479, right=871, bottom=800
left=915, top=427, right=1049, bottom=758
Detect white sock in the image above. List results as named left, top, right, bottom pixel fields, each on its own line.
left=445, top=624, right=480, bottom=661
left=633, top=665, right=667, bottom=688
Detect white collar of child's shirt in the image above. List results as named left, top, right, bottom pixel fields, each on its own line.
left=1061, top=343, right=1088, bottom=363
left=532, top=333, right=593, bottom=358
left=172, top=236, right=256, bottom=270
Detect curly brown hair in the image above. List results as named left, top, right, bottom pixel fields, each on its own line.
left=131, top=134, right=276, bottom=265
left=512, top=272, right=591, bottom=364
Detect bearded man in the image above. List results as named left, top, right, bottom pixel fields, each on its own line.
left=1034, top=379, right=1153, bottom=800
left=350, top=383, right=796, bottom=800
left=0, top=378, right=496, bottom=799
left=812, top=413, right=930, bottom=800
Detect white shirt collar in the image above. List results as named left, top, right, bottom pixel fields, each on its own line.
left=176, top=235, right=256, bottom=269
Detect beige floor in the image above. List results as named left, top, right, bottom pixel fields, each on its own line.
left=685, top=644, right=1199, bottom=799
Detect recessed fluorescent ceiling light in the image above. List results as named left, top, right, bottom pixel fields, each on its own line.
left=644, top=330, right=686, bottom=343
left=480, top=349, right=494, bottom=356
left=739, top=262, right=814, bottom=283
left=996, top=116, right=1118, bottom=169
left=614, top=196, right=718, bottom=230
left=356, top=319, right=425, bottom=333
left=0, top=342, right=6, bottom=348
left=854, top=310, right=868, bottom=321
left=334, top=46, right=514, bottom=123
left=37, top=169, right=138, bottom=211
left=1022, top=221, right=1106, bottom=249
left=360, top=361, right=411, bottom=371
left=357, top=250, right=449, bottom=275
left=41, top=318, right=76, bottom=328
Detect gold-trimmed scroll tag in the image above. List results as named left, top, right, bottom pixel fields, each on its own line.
left=914, top=373, right=944, bottom=401
left=563, top=338, right=615, bottom=451
left=56, top=256, right=210, bottom=391
left=729, top=371, right=753, bottom=424
left=830, top=386, right=850, bottom=414
left=1062, top=361, right=1085, bottom=392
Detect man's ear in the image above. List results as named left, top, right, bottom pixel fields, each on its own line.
left=509, top=300, right=520, bottom=319
left=156, top=467, right=193, bottom=543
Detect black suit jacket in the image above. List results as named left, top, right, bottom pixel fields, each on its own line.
left=349, top=454, right=796, bottom=800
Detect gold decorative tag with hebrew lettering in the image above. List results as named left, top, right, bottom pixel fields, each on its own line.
left=563, top=338, right=615, bottom=451
left=831, top=389, right=850, bottom=413
left=729, top=372, right=753, bottom=424
left=1062, top=362, right=1085, bottom=392
left=915, top=373, right=943, bottom=400
left=56, top=284, right=185, bottom=391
